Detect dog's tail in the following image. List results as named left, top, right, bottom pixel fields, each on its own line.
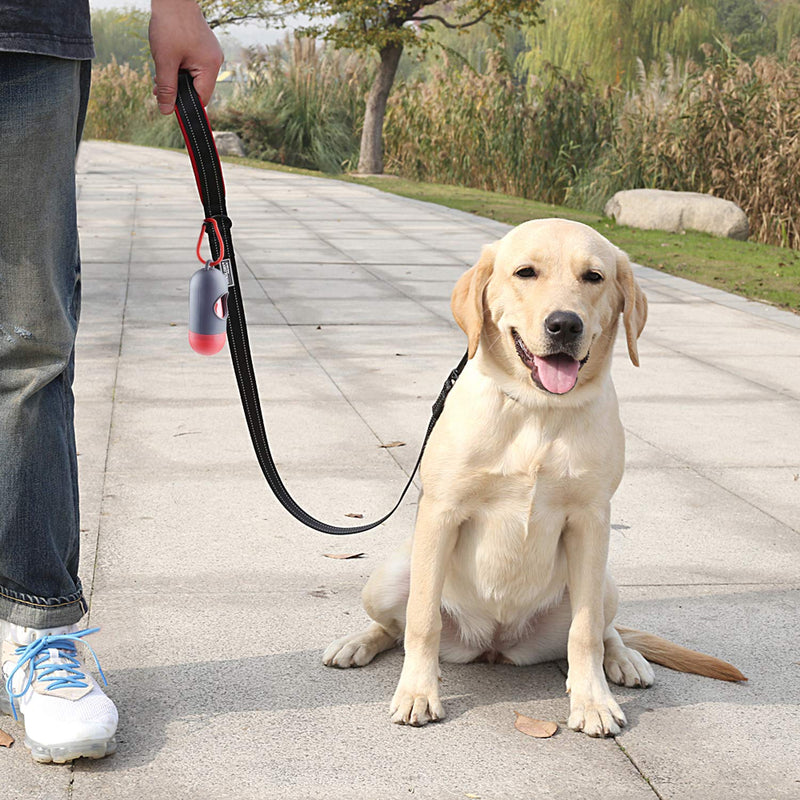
left=616, top=626, right=747, bottom=682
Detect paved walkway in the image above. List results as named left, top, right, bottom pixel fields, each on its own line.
left=2, top=141, right=798, bottom=799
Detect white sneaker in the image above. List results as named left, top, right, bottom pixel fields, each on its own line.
left=1, top=622, right=118, bottom=763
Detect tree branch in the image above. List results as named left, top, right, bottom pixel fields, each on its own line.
left=412, top=9, right=492, bottom=29
left=207, top=12, right=284, bottom=29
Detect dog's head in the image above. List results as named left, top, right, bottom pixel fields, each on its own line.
left=451, top=219, right=647, bottom=399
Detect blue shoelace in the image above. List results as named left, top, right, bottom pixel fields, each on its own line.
left=4, top=627, right=108, bottom=720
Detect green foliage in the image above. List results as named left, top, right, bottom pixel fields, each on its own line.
left=716, top=0, right=776, bottom=58
left=522, top=0, right=717, bottom=87
left=776, top=1, right=800, bottom=56
left=718, top=0, right=765, bottom=34
left=90, top=7, right=150, bottom=71
left=284, top=0, right=541, bottom=52
left=403, top=18, right=528, bottom=79
left=211, top=36, right=369, bottom=172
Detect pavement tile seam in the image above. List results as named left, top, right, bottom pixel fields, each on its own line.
left=240, top=176, right=498, bottom=265
left=692, top=466, right=800, bottom=536
left=634, top=334, right=800, bottom=403
left=203, top=267, right=437, bottom=482
left=613, top=741, right=664, bottom=800
left=632, top=264, right=800, bottom=330
left=240, top=256, right=457, bottom=330
left=621, top=431, right=799, bottom=536
left=82, top=183, right=135, bottom=615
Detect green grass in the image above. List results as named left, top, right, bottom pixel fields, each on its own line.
left=225, top=156, right=800, bottom=315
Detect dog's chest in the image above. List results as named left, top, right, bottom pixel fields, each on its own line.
left=449, top=425, right=594, bottom=617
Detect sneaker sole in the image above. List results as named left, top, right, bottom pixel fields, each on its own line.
left=3, top=693, right=116, bottom=762
left=25, top=735, right=117, bottom=763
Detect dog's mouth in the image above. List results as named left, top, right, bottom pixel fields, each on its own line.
left=512, top=329, right=589, bottom=395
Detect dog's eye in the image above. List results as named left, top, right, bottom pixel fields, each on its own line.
left=583, top=270, right=604, bottom=283
left=515, top=267, right=537, bottom=279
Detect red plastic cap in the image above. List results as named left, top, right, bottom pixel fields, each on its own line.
left=188, top=331, right=226, bottom=355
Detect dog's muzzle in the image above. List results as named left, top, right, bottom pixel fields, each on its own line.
left=512, top=329, right=589, bottom=395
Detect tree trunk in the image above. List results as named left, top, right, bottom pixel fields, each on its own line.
left=357, top=42, right=403, bottom=175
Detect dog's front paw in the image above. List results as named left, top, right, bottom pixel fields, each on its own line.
left=323, top=632, right=379, bottom=668
left=604, top=645, right=655, bottom=688
left=567, top=693, right=626, bottom=737
left=390, top=683, right=445, bottom=727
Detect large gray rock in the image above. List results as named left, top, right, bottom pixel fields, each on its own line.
left=213, top=131, right=246, bottom=157
left=604, top=188, right=749, bottom=240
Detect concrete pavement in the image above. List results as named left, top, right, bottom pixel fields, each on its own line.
left=1, top=140, right=798, bottom=799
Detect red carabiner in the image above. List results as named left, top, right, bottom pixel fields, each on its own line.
left=196, top=217, right=225, bottom=266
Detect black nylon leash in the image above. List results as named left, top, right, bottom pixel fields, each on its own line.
left=174, top=71, right=467, bottom=535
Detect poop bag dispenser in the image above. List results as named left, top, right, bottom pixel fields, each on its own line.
left=189, top=262, right=229, bottom=355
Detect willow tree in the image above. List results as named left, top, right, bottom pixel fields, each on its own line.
left=523, top=0, right=718, bottom=87
left=286, top=1, right=541, bottom=174
left=776, top=1, right=800, bottom=55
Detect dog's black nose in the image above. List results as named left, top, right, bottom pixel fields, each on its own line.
left=544, top=311, right=584, bottom=345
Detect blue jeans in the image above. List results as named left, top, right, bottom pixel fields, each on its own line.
left=0, top=53, right=91, bottom=627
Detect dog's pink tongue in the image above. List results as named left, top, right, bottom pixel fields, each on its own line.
left=533, top=354, right=580, bottom=394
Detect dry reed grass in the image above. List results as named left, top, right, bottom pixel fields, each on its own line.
left=84, top=58, right=154, bottom=142
left=213, top=36, right=369, bottom=172
left=386, top=44, right=800, bottom=248
left=384, top=52, right=614, bottom=206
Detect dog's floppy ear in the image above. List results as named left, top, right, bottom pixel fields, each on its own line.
left=616, top=249, right=648, bottom=366
left=451, top=243, right=497, bottom=359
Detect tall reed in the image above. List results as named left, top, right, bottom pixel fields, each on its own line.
left=385, top=52, right=614, bottom=206
left=213, top=36, right=369, bottom=173
left=589, top=45, right=800, bottom=247
left=83, top=58, right=184, bottom=148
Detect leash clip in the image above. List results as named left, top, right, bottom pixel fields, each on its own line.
left=431, top=367, right=462, bottom=418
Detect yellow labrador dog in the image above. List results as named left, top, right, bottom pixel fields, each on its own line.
left=324, top=219, right=744, bottom=737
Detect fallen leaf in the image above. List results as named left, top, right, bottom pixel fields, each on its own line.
left=379, top=441, right=406, bottom=448
left=323, top=553, right=365, bottom=560
left=344, top=512, right=364, bottom=519
left=0, top=729, right=13, bottom=748
left=513, top=711, right=558, bottom=738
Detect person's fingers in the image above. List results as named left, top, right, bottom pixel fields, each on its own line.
left=189, top=67, right=218, bottom=107
left=149, top=2, right=223, bottom=113
left=154, top=61, right=180, bottom=114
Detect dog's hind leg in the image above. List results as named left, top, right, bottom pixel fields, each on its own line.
left=601, top=575, right=655, bottom=688
left=323, top=544, right=410, bottom=669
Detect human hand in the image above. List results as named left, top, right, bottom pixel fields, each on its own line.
left=149, top=0, right=224, bottom=114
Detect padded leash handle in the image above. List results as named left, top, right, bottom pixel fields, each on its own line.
left=174, top=70, right=466, bottom=535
